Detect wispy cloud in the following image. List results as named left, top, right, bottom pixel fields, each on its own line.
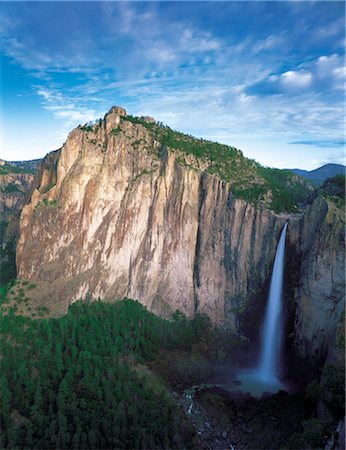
left=1, top=1, right=345, bottom=169
left=246, top=53, right=345, bottom=96
left=3, top=38, right=101, bottom=79
left=252, top=34, right=284, bottom=54
left=290, top=140, right=346, bottom=149
left=34, top=86, right=101, bottom=130
left=180, top=28, right=221, bottom=53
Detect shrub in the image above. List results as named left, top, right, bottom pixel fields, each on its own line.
left=123, top=115, right=156, bottom=129
left=320, top=364, right=345, bottom=416
left=80, top=125, right=93, bottom=132
left=110, top=126, right=122, bottom=135
left=306, top=379, right=319, bottom=402
left=283, top=418, right=325, bottom=449
left=1, top=183, right=21, bottom=194
left=41, top=183, right=56, bottom=194
left=41, top=198, right=58, bottom=207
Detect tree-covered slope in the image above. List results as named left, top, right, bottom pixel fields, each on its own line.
left=0, top=284, right=214, bottom=450
left=2, top=159, right=41, bottom=175
left=123, top=115, right=312, bottom=213
left=319, top=174, right=345, bottom=207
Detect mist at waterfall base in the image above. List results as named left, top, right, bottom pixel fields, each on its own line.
left=236, top=222, right=288, bottom=397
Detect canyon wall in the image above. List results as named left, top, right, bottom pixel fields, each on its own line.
left=16, top=107, right=344, bottom=363
left=288, top=197, right=344, bottom=363
left=0, top=164, right=36, bottom=283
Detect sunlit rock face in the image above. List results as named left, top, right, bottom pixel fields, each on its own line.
left=16, top=106, right=288, bottom=322
left=16, top=106, right=344, bottom=364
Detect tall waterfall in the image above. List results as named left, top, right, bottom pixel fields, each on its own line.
left=236, top=222, right=288, bottom=396
left=257, top=221, right=288, bottom=381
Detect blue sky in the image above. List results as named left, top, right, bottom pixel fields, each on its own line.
left=0, top=1, right=345, bottom=170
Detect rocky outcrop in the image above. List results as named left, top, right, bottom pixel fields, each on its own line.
left=16, top=107, right=344, bottom=365
left=35, top=149, right=60, bottom=194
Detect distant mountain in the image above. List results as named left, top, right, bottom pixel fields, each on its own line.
left=7, top=158, right=42, bottom=173
left=291, top=163, right=345, bottom=187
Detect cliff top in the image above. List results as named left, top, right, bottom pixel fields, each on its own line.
left=75, top=105, right=312, bottom=213
left=106, top=105, right=128, bottom=117
left=104, top=105, right=155, bottom=124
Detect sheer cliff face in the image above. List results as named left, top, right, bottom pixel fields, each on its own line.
left=16, top=108, right=287, bottom=323
left=288, top=198, right=345, bottom=362
left=16, top=107, right=344, bottom=363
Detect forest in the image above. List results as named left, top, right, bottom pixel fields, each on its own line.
left=0, top=273, right=344, bottom=449
left=0, top=282, right=215, bottom=450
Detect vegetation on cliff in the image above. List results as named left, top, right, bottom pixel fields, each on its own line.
left=320, top=174, right=345, bottom=208
left=0, top=163, right=36, bottom=176
left=0, top=183, right=23, bottom=194
left=0, top=285, right=216, bottom=450
left=123, top=115, right=311, bottom=213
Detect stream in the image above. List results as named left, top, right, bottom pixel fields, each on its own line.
left=179, top=384, right=237, bottom=450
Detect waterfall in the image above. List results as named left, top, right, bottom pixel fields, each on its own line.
left=257, top=221, right=288, bottom=381
left=236, top=222, right=288, bottom=396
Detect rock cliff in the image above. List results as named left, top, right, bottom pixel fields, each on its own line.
left=288, top=196, right=345, bottom=365
left=0, top=163, right=36, bottom=283
left=16, top=107, right=344, bottom=364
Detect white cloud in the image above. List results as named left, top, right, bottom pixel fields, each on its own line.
left=334, top=66, right=346, bottom=79
left=316, top=54, right=343, bottom=77
left=4, top=38, right=92, bottom=74
left=54, top=109, right=96, bottom=123
left=146, top=46, right=176, bottom=64
left=252, top=34, right=283, bottom=54
left=248, top=52, right=344, bottom=96
left=180, top=29, right=221, bottom=53
left=35, top=86, right=63, bottom=102
left=315, top=17, right=345, bottom=40
left=118, top=3, right=136, bottom=34
left=99, top=3, right=222, bottom=77
left=280, top=70, right=313, bottom=89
